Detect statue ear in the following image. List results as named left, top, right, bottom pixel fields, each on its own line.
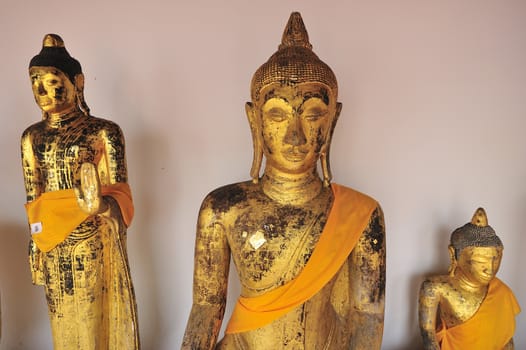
left=74, top=73, right=90, bottom=115
left=74, top=73, right=84, bottom=91
left=335, top=102, right=342, bottom=120
left=246, top=102, right=263, bottom=183
left=320, top=102, right=342, bottom=187
left=447, top=245, right=457, bottom=277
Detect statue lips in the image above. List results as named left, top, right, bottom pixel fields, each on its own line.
left=478, top=273, right=495, bottom=284
left=282, top=147, right=308, bottom=162
left=37, top=98, right=52, bottom=107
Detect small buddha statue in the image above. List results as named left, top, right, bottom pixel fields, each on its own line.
left=419, top=208, right=521, bottom=350
left=21, top=34, right=139, bottom=349
left=182, top=12, right=386, bottom=349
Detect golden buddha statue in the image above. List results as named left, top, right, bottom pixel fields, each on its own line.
left=21, top=34, right=139, bottom=349
left=182, top=12, right=386, bottom=349
left=419, top=208, right=521, bottom=350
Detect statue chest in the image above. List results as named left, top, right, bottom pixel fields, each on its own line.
left=32, top=125, right=104, bottom=190
left=440, top=289, right=486, bottom=327
left=227, top=204, right=329, bottom=294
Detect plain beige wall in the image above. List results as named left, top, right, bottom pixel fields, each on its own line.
left=1, top=0, right=525, bottom=349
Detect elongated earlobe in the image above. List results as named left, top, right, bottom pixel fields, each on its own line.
left=246, top=102, right=263, bottom=183
left=75, top=74, right=90, bottom=116
left=320, top=151, right=331, bottom=187
left=448, top=245, right=457, bottom=277
left=320, top=102, right=342, bottom=187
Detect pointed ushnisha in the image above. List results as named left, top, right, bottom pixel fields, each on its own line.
left=279, top=12, right=313, bottom=50
left=43, top=33, right=65, bottom=48
left=471, top=207, right=488, bottom=227
left=250, top=12, right=337, bottom=101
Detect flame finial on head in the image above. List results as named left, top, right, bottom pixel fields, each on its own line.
left=279, top=12, right=313, bottom=50
left=471, top=207, right=488, bottom=227
left=42, top=34, right=65, bottom=48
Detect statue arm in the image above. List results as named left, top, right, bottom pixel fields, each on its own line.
left=21, top=130, right=40, bottom=202
left=182, top=198, right=230, bottom=350
left=348, top=206, right=386, bottom=350
left=76, top=123, right=127, bottom=218
left=418, top=279, right=441, bottom=350
left=21, top=130, right=44, bottom=285
left=99, top=122, right=128, bottom=186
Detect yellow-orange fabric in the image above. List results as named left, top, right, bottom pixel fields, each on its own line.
left=437, top=278, right=521, bottom=350
left=225, top=183, right=378, bottom=334
left=25, top=183, right=134, bottom=252
left=100, top=183, right=134, bottom=227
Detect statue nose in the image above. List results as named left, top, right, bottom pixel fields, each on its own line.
left=37, top=82, right=46, bottom=96
left=284, top=116, right=307, bottom=146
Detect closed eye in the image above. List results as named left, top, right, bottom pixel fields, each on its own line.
left=303, top=107, right=328, bottom=121
left=265, top=108, right=288, bottom=122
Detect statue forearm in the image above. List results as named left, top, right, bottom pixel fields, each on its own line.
left=420, top=330, right=440, bottom=350
left=348, top=310, right=384, bottom=350
left=182, top=303, right=225, bottom=350
left=348, top=206, right=386, bottom=349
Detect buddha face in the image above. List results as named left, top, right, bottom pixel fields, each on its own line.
left=457, top=246, right=502, bottom=286
left=29, top=66, right=77, bottom=115
left=254, top=82, right=338, bottom=175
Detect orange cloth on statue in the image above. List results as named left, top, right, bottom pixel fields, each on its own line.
left=436, top=278, right=521, bottom=350
left=25, top=183, right=134, bottom=252
left=225, top=183, right=378, bottom=334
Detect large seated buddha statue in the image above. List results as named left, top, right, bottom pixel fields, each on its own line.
left=21, top=34, right=139, bottom=349
left=182, top=12, right=386, bottom=349
left=419, top=208, right=521, bottom=349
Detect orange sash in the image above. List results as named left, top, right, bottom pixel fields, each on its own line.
left=225, top=183, right=378, bottom=334
left=437, top=278, right=521, bottom=350
left=25, top=183, right=134, bottom=252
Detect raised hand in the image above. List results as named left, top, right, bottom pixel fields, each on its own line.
left=74, top=162, right=107, bottom=215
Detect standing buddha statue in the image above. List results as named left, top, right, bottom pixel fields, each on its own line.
left=21, top=34, right=139, bottom=349
left=419, top=208, right=521, bottom=349
left=182, top=12, right=386, bottom=349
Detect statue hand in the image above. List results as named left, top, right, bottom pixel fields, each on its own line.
left=74, top=162, right=108, bottom=215
left=29, top=239, right=45, bottom=285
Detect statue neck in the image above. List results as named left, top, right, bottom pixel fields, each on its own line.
left=46, top=108, right=83, bottom=128
left=452, top=270, right=489, bottom=297
left=261, top=167, right=324, bottom=205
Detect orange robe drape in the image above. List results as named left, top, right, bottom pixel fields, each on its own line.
left=437, top=278, right=521, bottom=350
left=25, top=183, right=134, bottom=252
left=225, top=183, right=378, bottom=334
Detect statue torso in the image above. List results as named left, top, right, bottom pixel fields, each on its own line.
left=431, top=276, right=487, bottom=329
left=208, top=182, right=355, bottom=349
left=22, top=113, right=125, bottom=197
left=209, top=182, right=332, bottom=295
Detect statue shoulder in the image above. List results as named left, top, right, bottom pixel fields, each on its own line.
left=421, top=275, right=451, bottom=297
left=21, top=121, right=46, bottom=140
left=88, top=115, right=124, bottom=135
left=200, top=181, right=255, bottom=215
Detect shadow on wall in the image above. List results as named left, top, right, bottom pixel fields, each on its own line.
left=0, top=222, right=51, bottom=350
